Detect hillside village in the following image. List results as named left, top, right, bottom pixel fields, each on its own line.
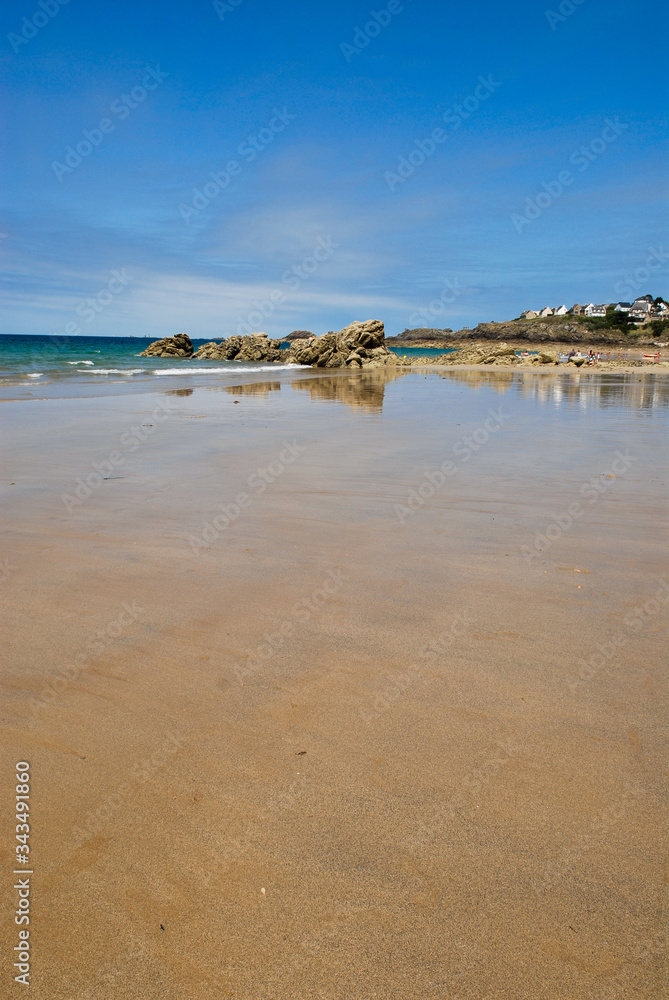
left=520, top=294, right=669, bottom=323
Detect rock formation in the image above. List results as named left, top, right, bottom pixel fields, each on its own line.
left=408, top=344, right=559, bottom=366
left=286, top=320, right=406, bottom=369
left=193, top=334, right=283, bottom=362
left=441, top=321, right=647, bottom=347
left=139, top=333, right=194, bottom=357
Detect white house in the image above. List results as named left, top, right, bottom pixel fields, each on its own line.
left=553, top=305, right=568, bottom=316
left=538, top=307, right=553, bottom=317
left=632, top=297, right=652, bottom=313
left=614, top=302, right=632, bottom=312
left=584, top=303, right=606, bottom=317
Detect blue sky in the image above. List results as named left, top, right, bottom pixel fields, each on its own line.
left=1, top=0, right=667, bottom=339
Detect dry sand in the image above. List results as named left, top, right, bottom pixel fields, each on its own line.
left=1, top=368, right=667, bottom=998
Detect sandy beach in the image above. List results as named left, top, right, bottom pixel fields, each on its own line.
left=1, top=367, right=666, bottom=998
left=413, top=360, right=669, bottom=375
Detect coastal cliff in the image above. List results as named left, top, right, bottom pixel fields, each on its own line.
left=388, top=318, right=666, bottom=347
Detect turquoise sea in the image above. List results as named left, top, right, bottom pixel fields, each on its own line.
left=0, top=334, right=456, bottom=390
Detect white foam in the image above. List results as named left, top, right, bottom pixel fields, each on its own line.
left=27, top=373, right=43, bottom=378
left=152, top=364, right=309, bottom=375
left=67, top=360, right=94, bottom=365
left=77, top=368, right=146, bottom=375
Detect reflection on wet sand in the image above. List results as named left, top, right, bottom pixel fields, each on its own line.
left=226, top=381, right=282, bottom=396
left=166, top=387, right=194, bottom=396
left=292, top=369, right=409, bottom=412
left=439, top=370, right=669, bottom=411
left=440, top=370, right=515, bottom=394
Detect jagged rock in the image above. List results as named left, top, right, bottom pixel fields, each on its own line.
left=140, top=333, right=193, bottom=357
left=236, top=336, right=283, bottom=362
left=481, top=346, right=517, bottom=364
left=192, top=334, right=283, bottom=362
left=286, top=320, right=404, bottom=369
left=414, top=343, right=519, bottom=366
left=537, top=351, right=559, bottom=364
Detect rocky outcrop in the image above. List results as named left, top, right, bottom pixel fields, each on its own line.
left=446, top=321, right=647, bottom=346
left=390, top=319, right=660, bottom=348
left=140, top=333, right=193, bottom=357
left=193, top=334, right=284, bottom=363
left=386, top=327, right=452, bottom=344
left=408, top=344, right=558, bottom=366
left=286, top=320, right=406, bottom=369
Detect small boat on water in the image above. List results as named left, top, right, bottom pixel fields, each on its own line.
left=643, top=352, right=661, bottom=359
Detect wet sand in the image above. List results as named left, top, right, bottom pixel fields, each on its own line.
left=1, top=368, right=667, bottom=998
left=413, top=360, right=669, bottom=374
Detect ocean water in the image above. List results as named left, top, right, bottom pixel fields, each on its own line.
left=0, top=334, right=308, bottom=386
left=0, top=334, right=455, bottom=390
